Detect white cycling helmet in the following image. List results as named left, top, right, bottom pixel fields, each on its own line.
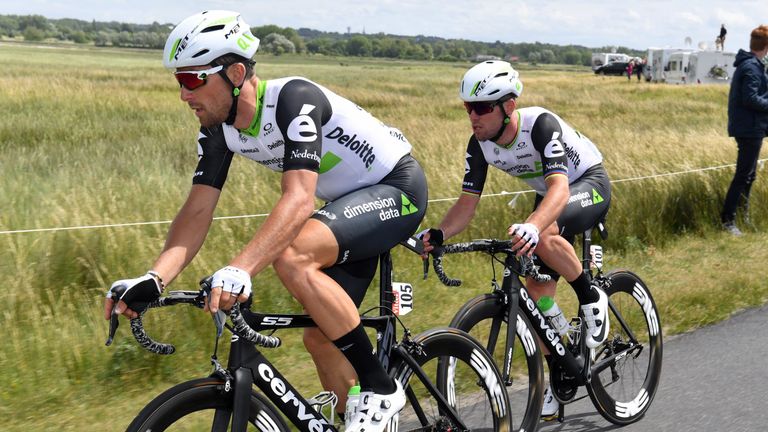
left=459, top=60, right=523, bottom=102
left=163, top=10, right=259, bottom=69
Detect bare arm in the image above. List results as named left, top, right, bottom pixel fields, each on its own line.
left=228, top=169, right=317, bottom=275
left=525, top=174, right=569, bottom=232
left=439, top=193, right=481, bottom=239
left=104, top=184, right=219, bottom=319
left=151, top=184, right=221, bottom=285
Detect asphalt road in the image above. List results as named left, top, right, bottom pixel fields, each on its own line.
left=538, top=303, right=768, bottom=432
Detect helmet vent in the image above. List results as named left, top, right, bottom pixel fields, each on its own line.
left=201, top=25, right=226, bottom=33
left=487, top=90, right=500, bottom=95
left=192, top=49, right=210, bottom=58
left=494, top=72, right=509, bottom=78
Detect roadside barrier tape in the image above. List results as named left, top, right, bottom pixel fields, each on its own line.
left=2, top=159, right=765, bottom=235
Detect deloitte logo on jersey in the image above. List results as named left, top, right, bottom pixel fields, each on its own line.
left=343, top=194, right=419, bottom=221
left=324, top=127, right=377, bottom=169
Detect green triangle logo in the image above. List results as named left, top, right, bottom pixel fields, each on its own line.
left=318, top=152, right=342, bottom=174
left=401, top=194, right=418, bottom=216
left=592, top=188, right=604, bottom=204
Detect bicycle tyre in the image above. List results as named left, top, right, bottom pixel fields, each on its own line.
left=391, top=326, right=510, bottom=431
left=126, top=377, right=290, bottom=431
left=444, top=293, right=544, bottom=432
left=587, top=269, right=663, bottom=425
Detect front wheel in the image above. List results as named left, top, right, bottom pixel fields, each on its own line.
left=391, top=327, right=510, bottom=431
left=126, top=377, right=290, bottom=431
left=587, top=270, right=663, bottom=425
left=443, top=293, right=544, bottom=432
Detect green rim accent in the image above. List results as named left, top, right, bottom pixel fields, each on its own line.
left=401, top=194, right=418, bottom=216
left=592, top=188, right=604, bottom=204
left=318, top=151, right=343, bottom=174
left=240, top=80, right=267, bottom=137
left=209, top=16, right=238, bottom=26
left=470, top=81, right=481, bottom=96
left=169, top=38, right=181, bottom=62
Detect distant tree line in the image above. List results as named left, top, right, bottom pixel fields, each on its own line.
left=0, top=14, right=643, bottom=64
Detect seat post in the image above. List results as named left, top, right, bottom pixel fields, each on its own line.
left=581, top=229, right=593, bottom=273
left=379, top=250, right=393, bottom=315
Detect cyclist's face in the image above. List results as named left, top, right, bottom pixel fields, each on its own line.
left=467, top=103, right=504, bottom=141
left=178, top=66, right=231, bottom=127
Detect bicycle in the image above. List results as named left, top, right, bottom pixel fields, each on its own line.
left=106, top=240, right=511, bottom=431
left=426, top=224, right=663, bottom=431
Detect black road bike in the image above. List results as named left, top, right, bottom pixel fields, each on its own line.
left=107, top=241, right=511, bottom=431
left=427, top=225, right=663, bottom=431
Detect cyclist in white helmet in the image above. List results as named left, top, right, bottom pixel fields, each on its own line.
left=421, top=60, right=612, bottom=421
left=104, top=10, right=426, bottom=431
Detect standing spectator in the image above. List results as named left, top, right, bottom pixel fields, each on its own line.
left=635, top=58, right=644, bottom=81
left=626, top=60, right=634, bottom=81
left=717, top=24, right=728, bottom=51
left=721, top=25, right=768, bottom=235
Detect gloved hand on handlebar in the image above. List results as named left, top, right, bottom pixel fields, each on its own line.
left=207, top=265, right=252, bottom=314
left=105, top=271, right=164, bottom=319
left=417, top=227, right=444, bottom=256
left=509, top=223, right=539, bottom=256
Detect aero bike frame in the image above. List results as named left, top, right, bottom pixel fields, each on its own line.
left=429, top=225, right=609, bottom=390
left=110, top=244, right=473, bottom=432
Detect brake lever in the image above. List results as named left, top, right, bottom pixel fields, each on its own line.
left=105, top=307, right=120, bottom=346
left=213, top=310, right=227, bottom=338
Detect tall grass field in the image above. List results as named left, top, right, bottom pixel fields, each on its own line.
left=1, top=41, right=766, bottom=430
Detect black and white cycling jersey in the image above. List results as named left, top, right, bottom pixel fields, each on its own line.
left=462, top=107, right=603, bottom=196
left=192, top=77, right=412, bottom=201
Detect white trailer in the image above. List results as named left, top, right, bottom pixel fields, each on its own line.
left=645, top=48, right=690, bottom=82
left=685, top=51, right=736, bottom=84
left=664, top=52, right=692, bottom=84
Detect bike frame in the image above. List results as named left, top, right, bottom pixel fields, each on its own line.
left=494, top=226, right=626, bottom=388
left=212, top=250, right=467, bottom=431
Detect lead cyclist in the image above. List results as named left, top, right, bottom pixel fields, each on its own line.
left=103, top=10, right=427, bottom=431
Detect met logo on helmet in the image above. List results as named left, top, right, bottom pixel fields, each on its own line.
left=224, top=23, right=241, bottom=39
left=171, top=35, right=190, bottom=62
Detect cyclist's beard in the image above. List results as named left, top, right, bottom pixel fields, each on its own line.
left=192, top=96, right=230, bottom=128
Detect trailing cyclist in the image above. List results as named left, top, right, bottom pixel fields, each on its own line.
left=103, top=10, right=427, bottom=431
left=421, top=60, right=612, bottom=420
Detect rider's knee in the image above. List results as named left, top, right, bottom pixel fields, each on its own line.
left=274, top=246, right=309, bottom=279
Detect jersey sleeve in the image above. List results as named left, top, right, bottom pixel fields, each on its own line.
left=530, top=112, right=568, bottom=181
left=192, top=126, right=234, bottom=189
left=461, top=136, right=489, bottom=196
left=274, top=79, right=333, bottom=172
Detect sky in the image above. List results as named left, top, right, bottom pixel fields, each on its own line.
left=3, top=0, right=767, bottom=51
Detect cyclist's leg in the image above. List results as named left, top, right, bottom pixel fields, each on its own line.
left=536, top=164, right=612, bottom=347
left=275, top=155, right=427, bottom=425
left=302, top=257, right=379, bottom=415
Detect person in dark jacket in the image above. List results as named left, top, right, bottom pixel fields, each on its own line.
left=721, top=25, right=768, bottom=235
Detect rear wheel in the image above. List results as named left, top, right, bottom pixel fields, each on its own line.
left=392, top=327, right=510, bottom=431
left=441, top=294, right=543, bottom=432
left=587, top=270, right=663, bottom=425
left=126, top=378, right=290, bottom=431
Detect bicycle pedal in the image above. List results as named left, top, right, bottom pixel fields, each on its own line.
left=307, top=390, right=338, bottom=423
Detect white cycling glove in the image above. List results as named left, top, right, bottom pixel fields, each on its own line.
left=510, top=223, right=539, bottom=250
left=107, top=271, right=164, bottom=311
left=211, top=265, right=252, bottom=298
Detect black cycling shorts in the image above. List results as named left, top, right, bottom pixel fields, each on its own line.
left=532, top=164, right=611, bottom=278
left=311, top=154, right=428, bottom=305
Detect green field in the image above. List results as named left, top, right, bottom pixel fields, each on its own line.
left=1, top=42, right=766, bottom=430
